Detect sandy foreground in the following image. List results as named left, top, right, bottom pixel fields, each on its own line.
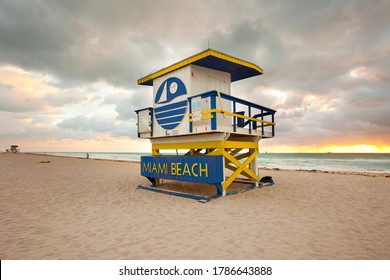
left=0, top=153, right=389, bottom=260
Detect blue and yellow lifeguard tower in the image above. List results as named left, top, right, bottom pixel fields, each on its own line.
left=135, top=49, right=276, bottom=196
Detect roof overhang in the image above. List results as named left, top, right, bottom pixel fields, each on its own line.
left=137, top=49, right=263, bottom=86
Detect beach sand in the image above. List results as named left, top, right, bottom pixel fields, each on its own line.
left=0, top=153, right=389, bottom=260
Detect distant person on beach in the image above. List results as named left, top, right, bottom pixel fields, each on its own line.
left=87, top=153, right=90, bottom=159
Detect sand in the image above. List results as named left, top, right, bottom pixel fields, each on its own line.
left=0, top=153, right=389, bottom=260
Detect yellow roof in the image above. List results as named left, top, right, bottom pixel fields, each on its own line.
left=138, top=49, right=263, bottom=86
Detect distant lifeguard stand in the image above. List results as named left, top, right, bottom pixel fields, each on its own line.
left=10, top=145, right=20, bottom=153
left=135, top=49, right=276, bottom=196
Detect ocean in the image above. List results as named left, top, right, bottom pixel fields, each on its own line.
left=32, top=152, right=390, bottom=174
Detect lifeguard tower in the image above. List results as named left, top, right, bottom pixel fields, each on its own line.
left=135, top=49, right=276, bottom=196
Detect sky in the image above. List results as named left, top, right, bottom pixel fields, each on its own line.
left=0, top=0, right=389, bottom=153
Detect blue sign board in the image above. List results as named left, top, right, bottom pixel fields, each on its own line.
left=141, top=156, right=224, bottom=184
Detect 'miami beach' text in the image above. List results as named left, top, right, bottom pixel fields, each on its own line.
left=142, top=161, right=209, bottom=177
left=140, top=156, right=224, bottom=184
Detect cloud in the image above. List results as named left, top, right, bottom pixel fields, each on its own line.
left=103, top=87, right=152, bottom=121
left=57, top=115, right=108, bottom=132
left=0, top=0, right=155, bottom=88
left=204, top=1, right=390, bottom=148
left=0, top=0, right=245, bottom=89
left=0, top=66, right=92, bottom=112
left=43, top=89, right=88, bottom=107
left=57, top=114, right=137, bottom=138
left=0, top=82, right=42, bottom=112
left=0, top=0, right=389, bottom=151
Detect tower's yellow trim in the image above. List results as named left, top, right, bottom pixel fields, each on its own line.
left=138, top=49, right=263, bottom=85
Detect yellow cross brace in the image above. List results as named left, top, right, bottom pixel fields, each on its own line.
left=221, top=149, right=259, bottom=191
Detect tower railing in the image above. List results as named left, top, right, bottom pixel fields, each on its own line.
left=135, top=90, right=276, bottom=138
left=188, top=90, right=276, bottom=137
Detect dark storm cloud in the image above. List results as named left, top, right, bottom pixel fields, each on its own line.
left=0, top=0, right=174, bottom=88
left=1, top=0, right=388, bottom=90
left=208, top=0, right=390, bottom=90
left=0, top=0, right=235, bottom=88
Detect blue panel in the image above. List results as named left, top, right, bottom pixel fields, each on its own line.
left=160, top=123, right=180, bottom=130
left=141, top=156, right=224, bottom=184
left=233, top=101, right=237, bottom=133
left=210, top=95, right=217, bottom=130
left=155, top=100, right=187, bottom=113
left=157, top=115, right=185, bottom=125
left=272, top=114, right=275, bottom=136
left=188, top=99, right=193, bottom=133
left=191, top=56, right=260, bottom=83
left=155, top=107, right=187, bottom=119
left=150, top=108, right=154, bottom=137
